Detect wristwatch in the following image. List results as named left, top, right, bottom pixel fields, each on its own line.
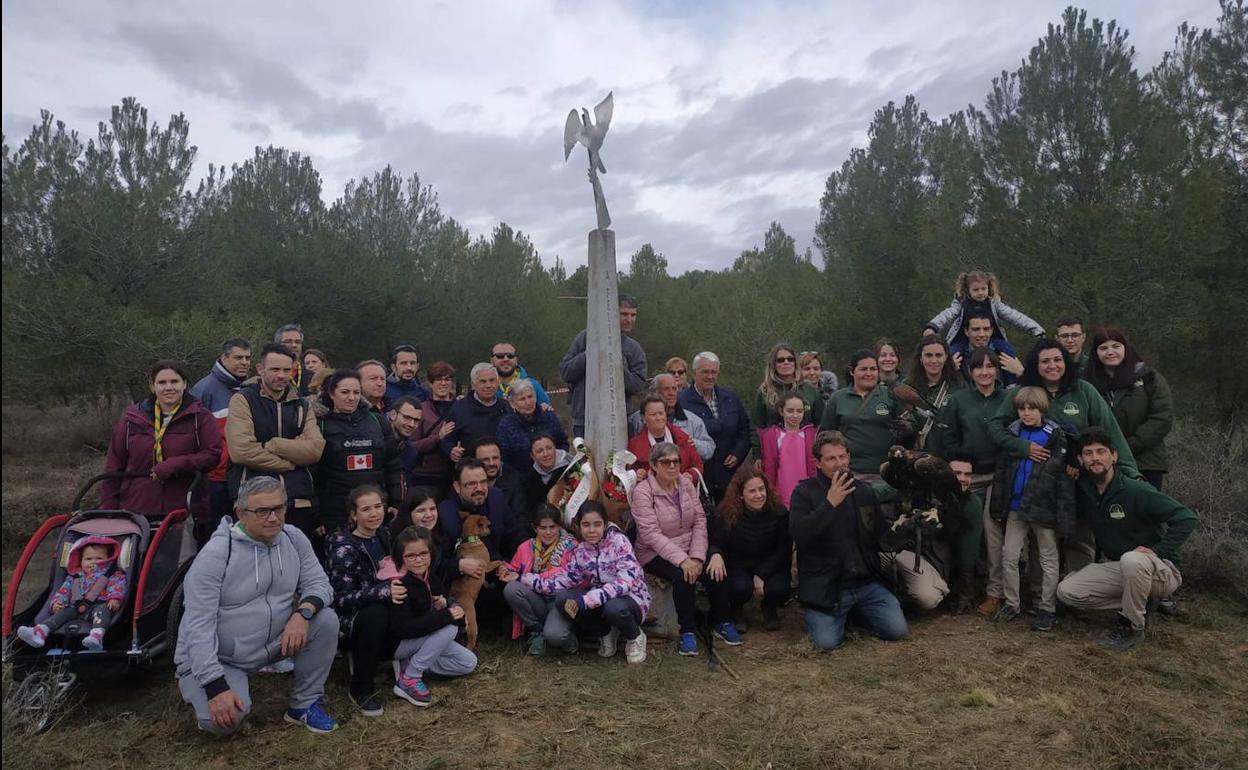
left=297, top=606, right=316, bottom=621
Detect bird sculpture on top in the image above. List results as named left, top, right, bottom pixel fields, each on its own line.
left=563, top=91, right=614, bottom=230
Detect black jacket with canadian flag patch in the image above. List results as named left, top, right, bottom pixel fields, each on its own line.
left=316, top=405, right=403, bottom=529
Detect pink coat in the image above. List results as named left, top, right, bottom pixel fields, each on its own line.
left=630, top=473, right=707, bottom=568
left=758, top=424, right=817, bottom=507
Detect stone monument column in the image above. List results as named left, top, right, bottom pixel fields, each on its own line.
left=584, top=228, right=627, bottom=466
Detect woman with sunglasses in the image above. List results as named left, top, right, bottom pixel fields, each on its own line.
left=751, top=342, right=824, bottom=432
left=665, top=357, right=689, bottom=387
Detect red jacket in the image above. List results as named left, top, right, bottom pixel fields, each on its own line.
left=627, top=424, right=704, bottom=475
left=100, top=396, right=222, bottom=518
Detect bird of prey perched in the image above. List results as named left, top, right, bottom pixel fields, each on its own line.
left=564, top=91, right=614, bottom=174
left=880, top=445, right=963, bottom=572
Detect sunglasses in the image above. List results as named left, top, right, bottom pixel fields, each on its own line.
left=654, top=458, right=681, bottom=467
left=668, top=369, right=686, bottom=376
left=775, top=356, right=796, bottom=364
left=492, top=352, right=517, bottom=359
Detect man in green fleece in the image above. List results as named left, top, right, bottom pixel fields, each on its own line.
left=1056, top=427, right=1196, bottom=651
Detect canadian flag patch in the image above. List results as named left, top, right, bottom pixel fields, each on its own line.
left=346, top=454, right=374, bottom=471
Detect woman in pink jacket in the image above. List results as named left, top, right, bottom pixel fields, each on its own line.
left=631, top=441, right=707, bottom=657
left=757, top=392, right=818, bottom=508
left=502, top=505, right=577, bottom=655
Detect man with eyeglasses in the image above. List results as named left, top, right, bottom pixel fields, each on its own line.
left=438, top=460, right=523, bottom=578
left=558, top=294, right=648, bottom=438
left=176, top=475, right=340, bottom=736
left=385, top=344, right=430, bottom=405
left=387, top=395, right=424, bottom=496
left=490, top=341, right=551, bottom=408
left=1055, top=316, right=1090, bottom=377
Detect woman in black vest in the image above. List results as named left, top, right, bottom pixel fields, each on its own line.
left=316, top=369, right=403, bottom=532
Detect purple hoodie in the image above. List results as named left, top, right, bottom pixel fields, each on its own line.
left=521, top=524, right=651, bottom=616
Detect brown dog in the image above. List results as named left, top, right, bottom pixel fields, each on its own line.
left=450, top=513, right=505, bottom=650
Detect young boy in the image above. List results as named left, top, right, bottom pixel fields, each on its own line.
left=989, top=387, right=1075, bottom=631
left=17, top=536, right=128, bottom=650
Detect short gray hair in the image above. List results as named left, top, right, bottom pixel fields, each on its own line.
left=692, top=351, right=720, bottom=371
left=649, top=441, right=680, bottom=466
left=235, top=476, right=285, bottom=513
left=470, top=362, right=495, bottom=382
left=507, top=378, right=536, bottom=400
left=273, top=324, right=303, bottom=343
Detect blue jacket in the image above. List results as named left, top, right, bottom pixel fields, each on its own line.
left=497, top=365, right=551, bottom=407
left=678, top=385, right=752, bottom=495
left=385, top=375, right=430, bottom=406
left=496, top=410, right=569, bottom=469
left=437, top=487, right=522, bottom=561
left=190, top=361, right=246, bottom=418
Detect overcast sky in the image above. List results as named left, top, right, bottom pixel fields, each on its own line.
left=1, top=0, right=1217, bottom=273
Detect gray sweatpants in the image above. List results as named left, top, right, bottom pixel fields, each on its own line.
left=503, top=580, right=559, bottom=635
left=394, top=624, right=477, bottom=680
left=177, top=608, right=338, bottom=737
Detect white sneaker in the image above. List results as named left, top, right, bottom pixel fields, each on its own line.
left=598, top=627, right=620, bottom=657
left=260, top=657, right=295, bottom=674
left=625, top=630, right=647, bottom=664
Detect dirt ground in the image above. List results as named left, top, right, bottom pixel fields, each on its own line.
left=3, top=436, right=1247, bottom=770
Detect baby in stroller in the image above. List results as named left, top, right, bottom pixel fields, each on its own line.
left=17, top=536, right=128, bottom=651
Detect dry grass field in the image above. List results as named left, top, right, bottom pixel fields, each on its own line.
left=2, top=404, right=1246, bottom=770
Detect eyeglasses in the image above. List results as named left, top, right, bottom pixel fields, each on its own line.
left=492, top=352, right=516, bottom=359
left=243, top=505, right=286, bottom=520
left=1057, top=333, right=1083, bottom=340
left=404, top=551, right=432, bottom=560
left=775, top=356, right=796, bottom=364
left=654, top=458, right=681, bottom=467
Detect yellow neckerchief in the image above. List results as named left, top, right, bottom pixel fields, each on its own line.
left=291, top=361, right=302, bottom=388
left=499, top=368, right=521, bottom=396
left=153, top=399, right=183, bottom=462
left=533, top=536, right=559, bottom=571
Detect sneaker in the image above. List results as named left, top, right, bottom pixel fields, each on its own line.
left=16, top=624, right=48, bottom=649
left=82, top=627, right=105, bottom=651
left=678, top=631, right=698, bottom=656
left=598, top=627, right=620, bottom=658
left=564, top=636, right=580, bottom=655
left=624, top=631, right=647, bottom=664
left=526, top=631, right=546, bottom=656
left=1030, top=611, right=1057, bottom=632
left=261, top=658, right=295, bottom=674
left=349, top=688, right=384, bottom=717
left=713, top=622, right=743, bottom=646
left=392, top=674, right=432, bottom=707
left=762, top=606, right=781, bottom=632
left=992, top=604, right=1022, bottom=623
left=1097, top=616, right=1144, bottom=652
left=976, top=595, right=1003, bottom=618
left=1156, top=597, right=1178, bottom=616
left=284, top=702, right=339, bottom=733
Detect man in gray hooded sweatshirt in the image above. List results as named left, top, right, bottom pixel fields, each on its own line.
left=175, top=475, right=340, bottom=735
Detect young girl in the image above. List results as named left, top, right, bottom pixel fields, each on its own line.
left=504, top=502, right=650, bottom=664
left=923, top=270, right=1045, bottom=348
left=17, top=537, right=127, bottom=650
left=503, top=505, right=578, bottom=655
left=757, top=392, right=817, bottom=508
left=377, top=527, right=477, bottom=707
left=989, top=387, right=1075, bottom=632
left=392, top=487, right=457, bottom=587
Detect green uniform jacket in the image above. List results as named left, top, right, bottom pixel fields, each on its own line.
left=987, top=379, right=1139, bottom=478
left=1098, top=364, right=1173, bottom=474
left=940, top=386, right=1008, bottom=473
left=907, top=377, right=962, bottom=458
left=819, top=386, right=903, bottom=475
left=1076, top=472, right=1196, bottom=565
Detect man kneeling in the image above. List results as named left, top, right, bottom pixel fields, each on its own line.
left=175, top=476, right=340, bottom=735
left=1056, top=428, right=1196, bottom=651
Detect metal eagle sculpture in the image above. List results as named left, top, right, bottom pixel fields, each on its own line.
left=563, top=91, right=614, bottom=230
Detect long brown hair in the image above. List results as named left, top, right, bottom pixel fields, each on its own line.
left=715, top=468, right=785, bottom=530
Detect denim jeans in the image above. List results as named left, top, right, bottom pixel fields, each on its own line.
left=804, top=581, right=908, bottom=650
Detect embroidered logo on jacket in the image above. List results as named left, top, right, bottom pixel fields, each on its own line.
left=1062, top=403, right=1080, bottom=416
left=1108, top=503, right=1126, bottom=520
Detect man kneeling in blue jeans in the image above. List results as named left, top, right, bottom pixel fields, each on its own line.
left=789, top=431, right=908, bottom=650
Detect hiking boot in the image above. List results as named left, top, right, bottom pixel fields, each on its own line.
left=349, top=687, right=384, bottom=717
left=1156, top=597, right=1178, bottom=616
left=762, top=605, right=781, bottom=632
left=392, top=674, right=432, bottom=707
left=624, top=631, right=647, bottom=664
left=82, top=627, right=105, bottom=651
left=1097, top=616, right=1144, bottom=652
left=598, top=627, right=620, bottom=658
left=992, top=604, right=1022, bottom=623
left=713, top=622, right=743, bottom=646
left=678, top=631, right=698, bottom=656
left=1030, top=611, right=1057, bottom=632
left=563, top=635, right=580, bottom=654
left=284, top=702, right=339, bottom=733
left=16, top=624, right=49, bottom=649
left=526, top=631, right=546, bottom=656
left=976, top=595, right=1003, bottom=618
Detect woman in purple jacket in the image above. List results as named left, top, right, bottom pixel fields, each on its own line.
left=100, top=360, right=221, bottom=517
left=631, top=441, right=708, bottom=657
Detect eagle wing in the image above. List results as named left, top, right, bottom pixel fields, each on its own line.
left=563, top=109, right=583, bottom=161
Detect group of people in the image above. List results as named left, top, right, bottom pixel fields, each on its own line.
left=18, top=271, right=1196, bottom=737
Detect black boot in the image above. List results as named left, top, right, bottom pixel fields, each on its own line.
left=1097, top=614, right=1144, bottom=651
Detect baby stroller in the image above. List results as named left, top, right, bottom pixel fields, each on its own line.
left=3, top=471, right=200, bottom=696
